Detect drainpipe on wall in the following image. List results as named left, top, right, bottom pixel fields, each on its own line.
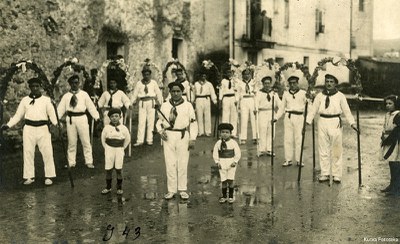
left=229, top=0, right=235, bottom=59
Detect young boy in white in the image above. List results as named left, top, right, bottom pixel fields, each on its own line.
left=213, top=123, right=241, bottom=203
left=254, top=76, right=281, bottom=156
left=1, top=78, right=57, bottom=185
left=193, top=72, right=217, bottom=136
left=101, top=108, right=131, bottom=195
left=98, top=78, right=131, bottom=125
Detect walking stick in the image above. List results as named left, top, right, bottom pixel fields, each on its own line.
left=312, top=121, right=316, bottom=170
left=356, top=97, right=362, bottom=187
left=52, top=102, right=74, bottom=188
left=128, top=108, right=132, bottom=157
left=255, top=110, right=261, bottom=157
left=297, top=101, right=308, bottom=182
left=271, top=96, right=275, bottom=166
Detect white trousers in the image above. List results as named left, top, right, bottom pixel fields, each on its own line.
left=104, top=145, right=125, bottom=170
left=318, top=117, right=343, bottom=177
left=284, top=113, right=304, bottom=163
left=196, top=98, right=211, bottom=135
left=66, top=115, right=93, bottom=166
left=258, top=110, right=274, bottom=152
left=163, top=130, right=190, bottom=193
left=137, top=100, right=155, bottom=143
left=240, top=97, right=256, bottom=140
left=221, top=96, right=238, bottom=136
left=23, top=125, right=56, bottom=179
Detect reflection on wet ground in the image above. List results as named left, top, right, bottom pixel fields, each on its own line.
left=1, top=113, right=399, bottom=243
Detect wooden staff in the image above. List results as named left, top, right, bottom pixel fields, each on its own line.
left=356, top=97, right=362, bottom=186
left=297, top=101, right=308, bottom=182
left=52, top=102, right=74, bottom=188
left=271, top=95, right=275, bottom=166
left=128, top=108, right=133, bottom=157
left=312, top=120, right=316, bottom=169
left=255, top=110, right=261, bottom=157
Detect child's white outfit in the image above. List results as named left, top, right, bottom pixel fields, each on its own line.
left=213, top=138, right=241, bottom=181
left=101, top=123, right=131, bottom=170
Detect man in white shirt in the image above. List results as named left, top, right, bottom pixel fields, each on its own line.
left=156, top=82, right=198, bottom=200
left=306, top=74, right=358, bottom=183
left=1, top=78, right=57, bottom=185
left=219, top=69, right=239, bottom=138
left=276, top=74, right=307, bottom=167
left=57, top=75, right=100, bottom=168
left=194, top=72, right=217, bottom=136
left=131, top=69, right=163, bottom=146
left=98, top=78, right=131, bottom=125
left=237, top=69, right=258, bottom=144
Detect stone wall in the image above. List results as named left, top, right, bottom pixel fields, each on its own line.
left=0, top=0, right=229, bottom=145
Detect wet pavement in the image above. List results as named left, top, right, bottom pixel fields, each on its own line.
left=0, top=110, right=399, bottom=243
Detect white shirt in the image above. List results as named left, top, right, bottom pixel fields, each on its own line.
left=306, top=91, right=355, bottom=125
left=98, top=90, right=131, bottom=109
left=219, top=78, right=239, bottom=101
left=156, top=100, right=198, bottom=140
left=194, top=80, right=217, bottom=104
left=276, top=89, right=307, bottom=120
left=101, top=124, right=131, bottom=149
left=130, top=79, right=163, bottom=104
left=57, top=89, right=100, bottom=120
left=7, top=95, right=57, bottom=127
left=254, top=90, right=281, bottom=112
left=237, top=79, right=258, bottom=99
left=213, top=139, right=241, bottom=163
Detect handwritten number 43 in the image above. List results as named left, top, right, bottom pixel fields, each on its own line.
left=103, top=224, right=141, bottom=241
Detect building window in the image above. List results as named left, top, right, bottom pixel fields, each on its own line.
left=106, top=42, right=124, bottom=59
left=359, top=0, right=364, bottom=12
left=275, top=57, right=284, bottom=67
left=315, top=9, right=325, bottom=35
left=172, top=38, right=183, bottom=60
left=248, top=51, right=258, bottom=65
left=284, top=0, right=289, bottom=28
left=303, top=56, right=309, bottom=67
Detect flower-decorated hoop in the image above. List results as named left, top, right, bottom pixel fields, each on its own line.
left=132, top=58, right=162, bottom=90
left=96, top=56, right=132, bottom=93
left=0, top=60, right=52, bottom=102
left=162, top=58, right=190, bottom=86
left=51, top=57, right=90, bottom=102
left=201, top=59, right=221, bottom=88
left=310, top=57, right=362, bottom=97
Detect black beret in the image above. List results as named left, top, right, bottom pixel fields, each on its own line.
left=287, top=75, right=300, bottom=82
left=325, top=74, right=338, bottom=83
left=108, top=108, right=122, bottom=117
left=68, top=75, right=80, bottom=83
left=261, top=76, right=273, bottom=83
left=168, top=82, right=184, bottom=91
left=27, top=77, right=42, bottom=85
left=218, top=123, right=234, bottom=131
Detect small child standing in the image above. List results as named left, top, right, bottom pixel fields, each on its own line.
left=213, top=123, right=241, bottom=203
left=101, top=108, right=131, bottom=195
left=380, top=95, right=400, bottom=193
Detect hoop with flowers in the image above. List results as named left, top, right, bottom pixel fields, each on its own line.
left=309, top=57, right=362, bottom=96
left=201, top=59, right=221, bottom=88
left=96, top=56, right=132, bottom=93
left=0, top=60, right=57, bottom=146
left=162, top=58, right=190, bottom=85
left=51, top=57, right=90, bottom=102
left=132, top=58, right=162, bottom=90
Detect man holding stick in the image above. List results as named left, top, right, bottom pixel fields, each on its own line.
left=156, top=82, right=198, bottom=200
left=306, top=74, right=358, bottom=183
left=57, top=75, right=100, bottom=169
left=1, top=78, right=58, bottom=185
